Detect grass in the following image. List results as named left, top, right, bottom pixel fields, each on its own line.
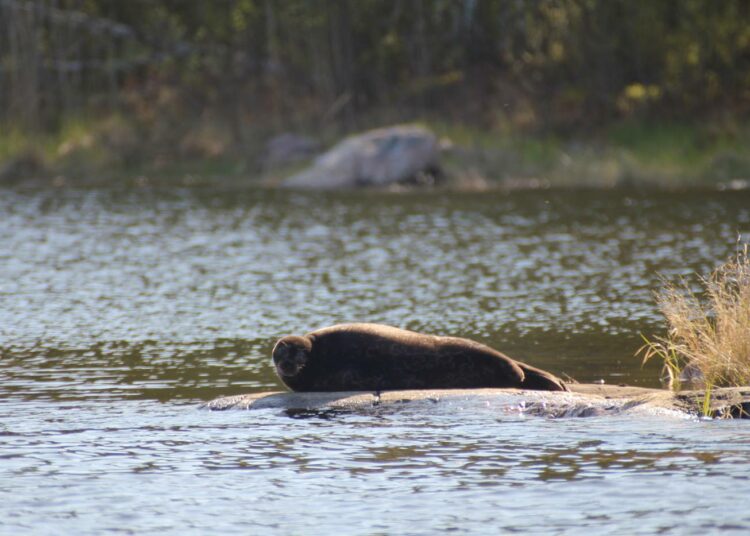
left=432, top=119, right=750, bottom=189
left=0, top=114, right=257, bottom=186
left=639, top=242, right=750, bottom=416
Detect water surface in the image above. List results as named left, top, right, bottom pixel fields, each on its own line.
left=2, top=186, right=750, bottom=533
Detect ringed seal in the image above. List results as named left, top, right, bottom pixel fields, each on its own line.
left=272, top=323, right=567, bottom=392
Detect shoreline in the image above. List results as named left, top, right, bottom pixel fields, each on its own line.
left=3, top=119, right=750, bottom=191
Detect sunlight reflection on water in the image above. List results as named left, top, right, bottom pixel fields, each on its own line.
left=1, top=186, right=750, bottom=533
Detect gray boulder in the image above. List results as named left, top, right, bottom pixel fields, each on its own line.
left=282, top=125, right=440, bottom=189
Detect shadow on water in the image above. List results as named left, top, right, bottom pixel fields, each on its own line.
left=283, top=408, right=350, bottom=420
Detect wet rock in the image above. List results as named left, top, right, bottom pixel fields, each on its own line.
left=201, top=384, right=750, bottom=418
left=202, top=391, right=377, bottom=411
left=282, top=125, right=440, bottom=189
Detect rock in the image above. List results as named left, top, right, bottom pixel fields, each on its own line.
left=264, top=133, right=319, bottom=169
left=201, top=384, right=750, bottom=418
left=203, top=391, right=377, bottom=411
left=282, top=125, right=440, bottom=189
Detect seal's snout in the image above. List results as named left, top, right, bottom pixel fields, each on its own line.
left=277, top=359, right=299, bottom=377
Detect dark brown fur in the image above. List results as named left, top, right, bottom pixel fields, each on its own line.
left=272, top=323, right=567, bottom=392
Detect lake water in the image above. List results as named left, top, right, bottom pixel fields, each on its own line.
left=2, top=186, right=750, bottom=534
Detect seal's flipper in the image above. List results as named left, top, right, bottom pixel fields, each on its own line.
left=518, top=363, right=568, bottom=391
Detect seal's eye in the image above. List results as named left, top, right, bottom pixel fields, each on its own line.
left=294, top=348, right=308, bottom=365
left=277, top=360, right=297, bottom=377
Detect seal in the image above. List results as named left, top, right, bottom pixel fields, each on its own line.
left=272, top=323, right=568, bottom=392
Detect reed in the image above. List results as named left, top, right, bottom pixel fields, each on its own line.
left=639, top=243, right=750, bottom=415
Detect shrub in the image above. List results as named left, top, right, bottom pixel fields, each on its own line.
left=640, top=242, right=750, bottom=413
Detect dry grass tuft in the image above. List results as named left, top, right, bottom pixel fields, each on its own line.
left=640, top=243, right=750, bottom=401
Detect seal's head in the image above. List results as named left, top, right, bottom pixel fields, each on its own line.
left=272, top=335, right=312, bottom=379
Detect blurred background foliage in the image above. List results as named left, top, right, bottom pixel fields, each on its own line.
left=1, top=0, right=749, bottom=183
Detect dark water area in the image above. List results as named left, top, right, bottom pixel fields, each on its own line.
left=2, top=186, right=750, bottom=534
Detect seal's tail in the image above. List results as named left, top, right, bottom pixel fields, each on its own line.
left=518, top=363, right=569, bottom=391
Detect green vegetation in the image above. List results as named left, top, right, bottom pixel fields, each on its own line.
left=4, top=115, right=750, bottom=188
left=1, top=0, right=749, bottom=186
left=0, top=114, right=256, bottom=186
left=640, top=244, right=750, bottom=416
left=435, top=121, right=750, bottom=189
